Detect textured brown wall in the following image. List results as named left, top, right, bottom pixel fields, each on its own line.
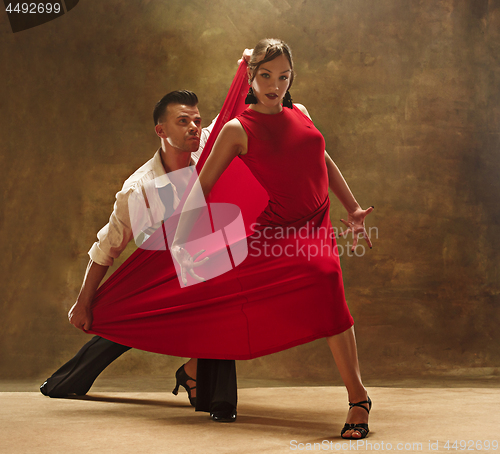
left=1, top=0, right=499, bottom=384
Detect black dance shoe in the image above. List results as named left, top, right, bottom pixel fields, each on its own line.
left=340, top=396, right=372, bottom=439
left=39, top=381, right=49, bottom=396
left=210, top=409, right=237, bottom=423
left=39, top=381, right=73, bottom=398
left=172, top=364, right=196, bottom=407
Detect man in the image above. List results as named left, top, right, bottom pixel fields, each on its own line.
left=40, top=90, right=237, bottom=422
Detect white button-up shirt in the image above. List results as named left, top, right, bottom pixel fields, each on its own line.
left=88, top=121, right=214, bottom=266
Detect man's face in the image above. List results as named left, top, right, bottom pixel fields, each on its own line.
left=157, top=103, right=202, bottom=153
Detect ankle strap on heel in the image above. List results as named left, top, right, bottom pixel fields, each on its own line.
left=348, top=396, right=372, bottom=414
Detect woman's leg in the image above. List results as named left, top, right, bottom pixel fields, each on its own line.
left=326, top=326, right=370, bottom=438
left=183, top=358, right=198, bottom=399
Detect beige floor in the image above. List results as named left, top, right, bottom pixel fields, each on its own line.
left=1, top=386, right=499, bottom=454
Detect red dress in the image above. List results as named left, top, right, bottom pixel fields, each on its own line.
left=88, top=64, right=354, bottom=359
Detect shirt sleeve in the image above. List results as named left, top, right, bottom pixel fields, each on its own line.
left=191, top=114, right=218, bottom=164
left=88, top=187, right=135, bottom=266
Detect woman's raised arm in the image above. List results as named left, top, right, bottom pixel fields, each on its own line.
left=197, top=118, right=248, bottom=197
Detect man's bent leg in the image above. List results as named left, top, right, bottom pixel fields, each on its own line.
left=40, top=336, right=131, bottom=397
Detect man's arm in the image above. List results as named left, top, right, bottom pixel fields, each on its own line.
left=68, top=259, right=108, bottom=331
left=69, top=186, right=135, bottom=331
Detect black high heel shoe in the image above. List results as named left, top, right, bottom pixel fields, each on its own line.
left=172, top=364, right=196, bottom=407
left=340, top=396, right=372, bottom=439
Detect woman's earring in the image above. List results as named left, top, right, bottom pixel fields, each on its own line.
left=283, top=90, right=293, bottom=109
left=245, top=87, right=258, bottom=104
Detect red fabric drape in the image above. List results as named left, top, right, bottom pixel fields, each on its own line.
left=87, top=62, right=353, bottom=359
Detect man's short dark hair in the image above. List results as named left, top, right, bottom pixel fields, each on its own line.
left=153, top=90, right=198, bottom=125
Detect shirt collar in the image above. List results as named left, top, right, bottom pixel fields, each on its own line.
left=151, top=148, right=195, bottom=189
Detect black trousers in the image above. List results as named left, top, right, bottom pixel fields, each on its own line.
left=40, top=336, right=237, bottom=412
left=195, top=358, right=237, bottom=412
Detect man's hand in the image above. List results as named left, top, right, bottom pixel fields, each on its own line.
left=238, top=48, right=253, bottom=65
left=171, top=246, right=209, bottom=286
left=68, top=260, right=107, bottom=331
left=68, top=301, right=93, bottom=331
left=339, top=206, right=374, bottom=252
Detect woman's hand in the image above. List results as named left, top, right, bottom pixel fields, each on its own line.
left=339, top=206, right=374, bottom=252
left=171, top=246, right=209, bottom=286
left=238, top=48, right=253, bottom=65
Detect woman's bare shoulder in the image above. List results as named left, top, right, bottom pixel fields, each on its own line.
left=294, top=103, right=312, bottom=120
left=223, top=117, right=246, bottom=133
left=217, top=118, right=248, bottom=155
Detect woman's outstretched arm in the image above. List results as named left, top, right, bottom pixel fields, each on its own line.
left=324, top=152, right=373, bottom=250
left=295, top=103, right=373, bottom=250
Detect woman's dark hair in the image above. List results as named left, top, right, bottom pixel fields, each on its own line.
left=153, top=90, right=198, bottom=125
left=248, top=39, right=295, bottom=89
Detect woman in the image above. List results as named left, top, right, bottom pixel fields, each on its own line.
left=172, top=38, right=374, bottom=439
